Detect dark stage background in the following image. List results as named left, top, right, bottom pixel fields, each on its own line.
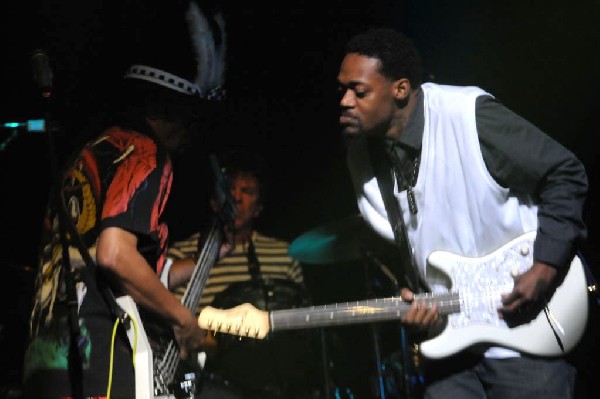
left=1, top=1, right=599, bottom=398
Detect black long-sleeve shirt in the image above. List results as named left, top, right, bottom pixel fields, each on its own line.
left=386, top=88, right=588, bottom=269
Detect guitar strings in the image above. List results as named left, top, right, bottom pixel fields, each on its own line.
left=156, top=219, right=223, bottom=392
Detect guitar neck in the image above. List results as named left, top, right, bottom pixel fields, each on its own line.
left=181, top=218, right=222, bottom=311
left=155, top=219, right=222, bottom=394
left=269, top=292, right=461, bottom=331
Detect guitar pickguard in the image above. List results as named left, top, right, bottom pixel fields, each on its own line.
left=444, top=233, right=533, bottom=329
left=423, top=231, right=589, bottom=359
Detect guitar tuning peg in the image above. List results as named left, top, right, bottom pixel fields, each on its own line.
left=207, top=320, right=218, bottom=336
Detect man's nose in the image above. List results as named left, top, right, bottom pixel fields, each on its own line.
left=340, top=90, right=355, bottom=108
left=230, top=189, right=242, bottom=202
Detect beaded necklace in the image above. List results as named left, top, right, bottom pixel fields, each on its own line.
left=390, top=151, right=420, bottom=215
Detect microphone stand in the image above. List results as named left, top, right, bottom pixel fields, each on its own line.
left=362, top=253, right=387, bottom=399
left=365, top=250, right=422, bottom=399
left=32, top=49, right=85, bottom=399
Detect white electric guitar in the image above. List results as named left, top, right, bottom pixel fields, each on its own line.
left=198, top=231, right=590, bottom=359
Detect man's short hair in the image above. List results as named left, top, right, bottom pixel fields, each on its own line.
left=345, top=27, right=423, bottom=87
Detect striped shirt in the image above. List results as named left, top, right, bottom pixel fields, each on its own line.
left=167, top=230, right=304, bottom=311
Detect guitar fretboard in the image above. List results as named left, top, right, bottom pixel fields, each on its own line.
left=270, top=292, right=461, bottom=331
left=154, top=218, right=222, bottom=395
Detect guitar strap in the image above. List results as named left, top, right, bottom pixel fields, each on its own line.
left=56, top=184, right=128, bottom=323
left=247, top=238, right=273, bottom=310
left=578, top=250, right=600, bottom=305
left=247, top=239, right=261, bottom=281
left=367, top=139, right=428, bottom=293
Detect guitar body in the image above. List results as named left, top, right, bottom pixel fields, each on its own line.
left=422, top=231, right=589, bottom=359
left=116, top=295, right=161, bottom=398
left=199, top=232, right=590, bottom=360
left=117, top=295, right=205, bottom=399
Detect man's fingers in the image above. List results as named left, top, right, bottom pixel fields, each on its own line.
left=405, top=300, right=436, bottom=324
left=421, top=303, right=439, bottom=326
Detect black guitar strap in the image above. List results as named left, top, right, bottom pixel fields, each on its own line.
left=247, top=239, right=261, bottom=281
left=366, top=139, right=428, bottom=293
left=246, top=238, right=273, bottom=310
left=56, top=183, right=128, bottom=323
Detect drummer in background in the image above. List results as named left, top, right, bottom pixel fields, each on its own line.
left=165, top=148, right=316, bottom=399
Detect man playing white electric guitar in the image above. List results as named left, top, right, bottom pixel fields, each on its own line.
left=335, top=26, right=589, bottom=399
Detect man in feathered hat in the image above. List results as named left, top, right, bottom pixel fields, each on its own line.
left=22, top=1, right=226, bottom=397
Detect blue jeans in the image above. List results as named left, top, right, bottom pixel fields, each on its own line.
left=423, top=353, right=576, bottom=399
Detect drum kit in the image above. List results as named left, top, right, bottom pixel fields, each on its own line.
left=288, top=214, right=424, bottom=399
left=204, top=215, right=424, bottom=399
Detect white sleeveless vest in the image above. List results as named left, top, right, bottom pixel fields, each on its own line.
left=347, top=83, right=539, bottom=357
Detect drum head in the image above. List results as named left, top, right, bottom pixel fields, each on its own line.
left=206, top=279, right=323, bottom=397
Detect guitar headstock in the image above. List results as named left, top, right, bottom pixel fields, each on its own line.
left=198, top=303, right=270, bottom=339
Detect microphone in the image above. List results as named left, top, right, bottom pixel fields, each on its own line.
left=30, top=48, right=54, bottom=98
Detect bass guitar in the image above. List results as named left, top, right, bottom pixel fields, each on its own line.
left=118, top=154, right=236, bottom=398
left=198, top=231, right=589, bottom=359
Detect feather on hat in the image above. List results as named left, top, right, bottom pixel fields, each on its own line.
left=123, top=0, right=226, bottom=101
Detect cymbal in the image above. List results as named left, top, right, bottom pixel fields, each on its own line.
left=288, top=215, right=380, bottom=264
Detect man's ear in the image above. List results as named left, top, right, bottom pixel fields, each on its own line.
left=393, top=78, right=411, bottom=101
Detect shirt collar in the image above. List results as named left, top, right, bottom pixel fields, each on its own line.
left=385, top=87, right=424, bottom=153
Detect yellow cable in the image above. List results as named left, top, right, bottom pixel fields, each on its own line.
left=106, top=310, right=141, bottom=398
left=107, top=318, right=120, bottom=399
left=128, top=311, right=139, bottom=366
